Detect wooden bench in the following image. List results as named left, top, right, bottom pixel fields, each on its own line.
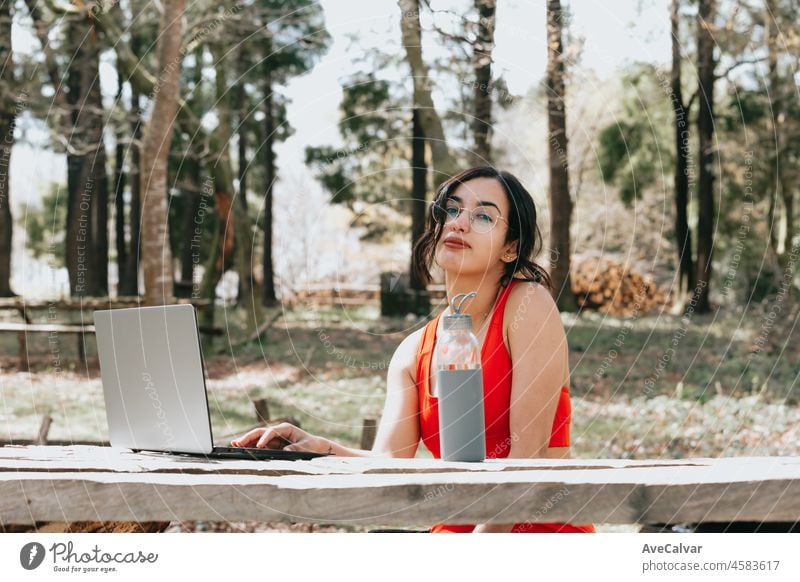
left=0, top=297, right=221, bottom=371
left=0, top=322, right=95, bottom=372
left=1, top=446, right=798, bottom=531
left=287, top=284, right=448, bottom=309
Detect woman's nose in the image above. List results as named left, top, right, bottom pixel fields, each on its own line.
left=449, top=209, right=471, bottom=231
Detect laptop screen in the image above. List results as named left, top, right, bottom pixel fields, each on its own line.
left=94, top=304, right=215, bottom=454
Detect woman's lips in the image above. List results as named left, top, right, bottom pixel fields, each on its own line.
left=443, top=239, right=470, bottom=249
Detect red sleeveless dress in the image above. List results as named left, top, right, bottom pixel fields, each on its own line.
left=416, top=279, right=596, bottom=533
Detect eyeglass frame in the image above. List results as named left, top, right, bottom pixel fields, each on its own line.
left=431, top=201, right=508, bottom=233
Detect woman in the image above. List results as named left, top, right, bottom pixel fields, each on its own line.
left=232, top=167, right=595, bottom=533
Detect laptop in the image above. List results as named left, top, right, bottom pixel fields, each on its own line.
left=93, top=303, right=327, bottom=461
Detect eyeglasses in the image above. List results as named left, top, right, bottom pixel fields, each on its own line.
left=432, top=202, right=506, bottom=234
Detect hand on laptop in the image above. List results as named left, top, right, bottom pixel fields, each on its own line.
left=230, top=422, right=333, bottom=455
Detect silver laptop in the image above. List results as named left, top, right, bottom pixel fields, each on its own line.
left=93, top=304, right=326, bottom=461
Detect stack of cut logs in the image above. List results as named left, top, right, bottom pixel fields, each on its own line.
left=571, top=255, right=671, bottom=316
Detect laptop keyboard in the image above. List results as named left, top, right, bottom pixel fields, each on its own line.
left=211, top=446, right=328, bottom=461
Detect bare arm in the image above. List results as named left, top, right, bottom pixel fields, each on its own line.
left=473, top=284, right=567, bottom=533
left=329, top=330, right=421, bottom=457
left=370, top=331, right=421, bottom=458
left=232, top=331, right=422, bottom=459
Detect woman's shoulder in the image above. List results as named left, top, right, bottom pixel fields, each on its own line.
left=503, top=279, right=569, bottom=386
left=506, top=279, right=555, bottom=315
left=503, top=279, right=562, bottom=338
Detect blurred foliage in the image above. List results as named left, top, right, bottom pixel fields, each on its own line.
left=596, top=65, right=672, bottom=206
left=19, top=183, right=68, bottom=268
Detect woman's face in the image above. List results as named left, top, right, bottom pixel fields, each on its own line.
left=433, top=177, right=517, bottom=280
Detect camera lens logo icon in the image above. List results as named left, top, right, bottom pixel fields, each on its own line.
left=20, top=542, right=46, bottom=570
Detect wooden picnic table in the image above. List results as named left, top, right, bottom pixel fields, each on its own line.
left=1, top=446, right=799, bottom=529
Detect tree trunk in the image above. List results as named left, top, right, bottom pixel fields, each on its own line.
left=92, top=114, right=109, bottom=297
left=65, top=39, right=83, bottom=296
left=765, top=0, right=794, bottom=274
left=470, top=0, right=496, bottom=166
left=117, top=32, right=144, bottom=297
left=140, top=0, right=185, bottom=305
left=398, top=0, right=458, bottom=189
left=198, top=196, right=221, bottom=352
left=409, top=108, right=429, bottom=291
left=261, top=56, right=278, bottom=308
left=113, top=144, right=127, bottom=293
left=670, top=0, right=695, bottom=298
left=177, top=162, right=200, bottom=298
left=782, top=175, right=794, bottom=266
left=236, top=69, right=250, bottom=302
left=121, top=76, right=142, bottom=297
left=0, top=114, right=13, bottom=297
left=765, top=0, right=781, bottom=267
left=114, top=68, right=128, bottom=295
left=693, top=0, right=716, bottom=313
left=0, top=0, right=16, bottom=297
left=177, top=48, right=207, bottom=299
left=545, top=0, right=577, bottom=311
left=237, top=79, right=249, bottom=212
left=65, top=16, right=108, bottom=297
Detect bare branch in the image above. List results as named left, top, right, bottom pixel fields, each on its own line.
left=715, top=56, right=767, bottom=79
left=420, top=0, right=473, bottom=26
left=431, top=22, right=472, bottom=45
left=686, top=88, right=698, bottom=113
left=51, top=134, right=106, bottom=157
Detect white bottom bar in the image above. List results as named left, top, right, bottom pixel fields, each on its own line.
left=2, top=532, right=798, bottom=581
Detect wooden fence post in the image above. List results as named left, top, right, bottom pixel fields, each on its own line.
left=17, top=330, right=28, bottom=372
left=253, top=399, right=270, bottom=425
left=37, top=414, right=52, bottom=445
left=380, top=271, right=409, bottom=317
left=76, top=335, right=86, bottom=368
left=360, top=418, right=377, bottom=450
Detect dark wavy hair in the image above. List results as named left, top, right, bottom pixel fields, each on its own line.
left=411, top=166, right=552, bottom=290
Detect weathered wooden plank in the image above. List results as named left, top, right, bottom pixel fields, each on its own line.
left=0, top=445, right=722, bottom=476
left=0, top=322, right=221, bottom=337
left=3, top=446, right=800, bottom=480
left=0, top=297, right=210, bottom=310
left=0, top=323, right=95, bottom=333
left=2, top=468, right=799, bottom=526
left=0, top=440, right=110, bottom=447
left=0, top=447, right=799, bottom=526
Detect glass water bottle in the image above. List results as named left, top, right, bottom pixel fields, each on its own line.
left=435, top=291, right=486, bottom=462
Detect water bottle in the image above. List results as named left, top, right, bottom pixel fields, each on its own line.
left=435, top=291, right=486, bottom=462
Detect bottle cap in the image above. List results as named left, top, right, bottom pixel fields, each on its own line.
left=442, top=291, right=476, bottom=331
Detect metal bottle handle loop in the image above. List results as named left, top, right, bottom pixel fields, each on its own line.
left=451, top=291, right=477, bottom=315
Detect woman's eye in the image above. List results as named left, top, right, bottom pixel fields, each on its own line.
left=445, top=206, right=460, bottom=217
left=476, top=212, right=493, bottom=223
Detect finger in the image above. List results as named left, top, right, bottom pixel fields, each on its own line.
left=230, top=428, right=266, bottom=447
left=255, top=424, right=296, bottom=448
left=231, top=435, right=282, bottom=449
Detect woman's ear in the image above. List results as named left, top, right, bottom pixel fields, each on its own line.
left=501, top=241, right=519, bottom=263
